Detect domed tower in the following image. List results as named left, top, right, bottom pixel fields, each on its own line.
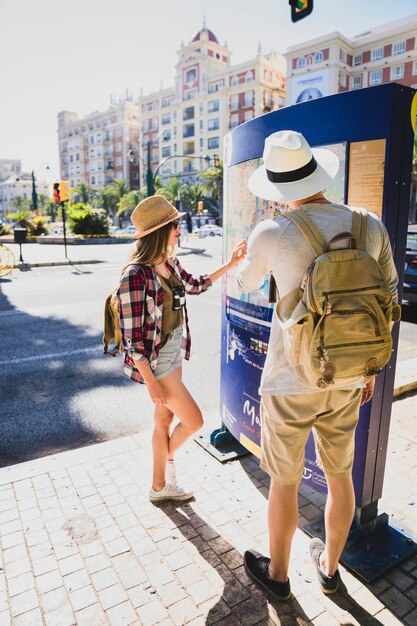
left=175, top=22, right=230, bottom=100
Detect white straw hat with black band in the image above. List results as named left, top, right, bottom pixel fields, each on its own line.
left=248, top=130, right=340, bottom=202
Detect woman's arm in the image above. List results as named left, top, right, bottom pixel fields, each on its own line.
left=118, top=266, right=149, bottom=364
left=208, top=239, right=247, bottom=284
left=131, top=358, right=167, bottom=405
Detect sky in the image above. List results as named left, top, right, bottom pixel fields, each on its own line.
left=1, top=0, right=416, bottom=180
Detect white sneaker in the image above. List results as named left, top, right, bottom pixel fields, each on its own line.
left=166, top=460, right=176, bottom=485
left=149, top=482, right=193, bottom=503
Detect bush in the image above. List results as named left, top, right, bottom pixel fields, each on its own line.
left=29, top=216, right=48, bottom=236
left=0, top=223, right=11, bottom=236
left=67, top=204, right=109, bottom=236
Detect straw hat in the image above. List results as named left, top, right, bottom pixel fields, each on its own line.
left=131, top=195, right=186, bottom=238
left=248, top=130, right=339, bottom=202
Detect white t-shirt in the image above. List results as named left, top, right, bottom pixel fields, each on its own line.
left=235, top=203, right=399, bottom=396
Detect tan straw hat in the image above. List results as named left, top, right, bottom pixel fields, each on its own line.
left=131, top=195, right=186, bottom=238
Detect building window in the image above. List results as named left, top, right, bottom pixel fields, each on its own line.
left=340, top=50, right=347, bottom=63
left=391, top=65, right=404, bottom=80
left=183, top=106, right=194, bottom=120
left=393, top=41, right=405, bottom=56
left=297, top=57, right=305, bottom=68
left=208, top=118, right=219, bottom=131
left=200, top=120, right=203, bottom=130
left=339, top=72, right=347, bottom=87
left=370, top=70, right=382, bottom=85
left=116, top=128, right=122, bottom=137
left=231, top=75, right=238, bottom=87
left=116, top=142, right=122, bottom=151
left=116, top=157, right=122, bottom=166
left=314, top=51, right=324, bottom=63
left=352, top=75, right=362, bottom=89
left=183, top=124, right=194, bottom=138
left=372, top=48, right=383, bottom=61
left=413, top=61, right=417, bottom=75
left=244, top=91, right=254, bottom=106
left=162, top=147, right=171, bottom=158
left=230, top=95, right=239, bottom=110
left=208, top=100, right=219, bottom=113
left=353, top=54, right=362, bottom=66
left=208, top=137, right=219, bottom=150
left=161, top=113, right=171, bottom=125
left=91, top=176, right=96, bottom=184
left=185, top=68, right=197, bottom=83
left=163, top=130, right=171, bottom=141
left=244, top=110, right=253, bottom=122
left=184, top=89, right=197, bottom=100
left=245, top=71, right=253, bottom=82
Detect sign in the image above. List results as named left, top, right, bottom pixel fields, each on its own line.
left=291, top=69, right=329, bottom=105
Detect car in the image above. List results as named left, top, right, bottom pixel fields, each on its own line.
left=197, top=224, right=223, bottom=238
left=116, top=225, right=137, bottom=235
left=403, top=224, right=417, bottom=304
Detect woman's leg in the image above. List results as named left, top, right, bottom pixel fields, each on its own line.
left=157, top=366, right=203, bottom=459
left=151, top=404, right=174, bottom=491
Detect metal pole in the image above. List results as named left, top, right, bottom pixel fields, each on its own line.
left=61, top=201, right=68, bottom=260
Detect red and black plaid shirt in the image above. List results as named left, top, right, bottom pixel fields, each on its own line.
left=117, top=257, right=212, bottom=383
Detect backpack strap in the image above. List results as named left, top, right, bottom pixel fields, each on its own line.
left=351, top=207, right=368, bottom=251
left=284, top=210, right=327, bottom=257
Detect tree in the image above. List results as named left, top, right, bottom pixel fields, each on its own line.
left=67, top=203, right=109, bottom=236
left=97, top=185, right=121, bottom=218
left=180, top=182, right=205, bottom=214
left=72, top=182, right=96, bottom=204
left=155, top=177, right=183, bottom=203
left=198, top=159, right=223, bottom=207
left=116, top=190, right=145, bottom=217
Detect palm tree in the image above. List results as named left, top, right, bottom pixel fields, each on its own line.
left=116, top=190, right=145, bottom=217
left=97, top=185, right=120, bottom=219
left=198, top=159, right=223, bottom=207
left=180, top=182, right=205, bottom=214
left=155, top=177, right=183, bottom=203
left=111, top=179, right=131, bottom=226
left=72, top=182, right=96, bottom=204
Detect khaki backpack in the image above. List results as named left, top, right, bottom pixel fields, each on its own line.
left=272, top=207, right=401, bottom=389
left=103, top=289, right=123, bottom=356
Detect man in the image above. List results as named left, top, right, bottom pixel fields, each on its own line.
left=236, top=130, right=398, bottom=601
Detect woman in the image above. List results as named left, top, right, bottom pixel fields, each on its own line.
left=117, top=195, right=246, bottom=503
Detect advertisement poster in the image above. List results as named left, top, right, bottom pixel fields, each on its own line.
left=291, top=69, right=330, bottom=105
left=221, top=142, right=348, bottom=489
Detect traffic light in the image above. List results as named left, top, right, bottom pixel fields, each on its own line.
left=197, top=200, right=204, bottom=211
left=213, top=154, right=220, bottom=168
left=60, top=180, right=70, bottom=202
left=289, top=0, right=313, bottom=22
left=52, top=182, right=60, bottom=203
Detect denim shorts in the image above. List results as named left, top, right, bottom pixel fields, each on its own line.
left=153, top=326, right=183, bottom=380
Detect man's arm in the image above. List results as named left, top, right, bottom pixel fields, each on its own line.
left=235, top=221, right=276, bottom=293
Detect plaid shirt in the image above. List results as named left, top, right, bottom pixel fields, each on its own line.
left=117, top=257, right=212, bottom=383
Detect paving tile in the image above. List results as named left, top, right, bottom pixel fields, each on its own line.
left=379, top=586, right=414, bottom=617
left=35, top=570, right=63, bottom=594
left=91, top=567, right=120, bottom=592
left=11, top=608, right=43, bottom=626
left=9, top=588, right=39, bottom=617
left=7, top=571, right=35, bottom=597
left=43, top=603, right=75, bottom=626
left=58, top=553, right=84, bottom=576
left=164, top=597, right=202, bottom=625
left=69, top=583, right=97, bottom=612
left=98, top=582, right=129, bottom=610
left=157, top=581, right=187, bottom=607
left=63, top=569, right=91, bottom=593
left=40, top=586, right=69, bottom=614
left=106, top=600, right=138, bottom=626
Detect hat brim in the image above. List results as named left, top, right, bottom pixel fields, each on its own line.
left=248, top=147, right=340, bottom=202
left=134, top=211, right=187, bottom=238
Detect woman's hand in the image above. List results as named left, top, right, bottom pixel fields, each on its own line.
left=228, top=239, right=247, bottom=268
left=361, top=376, right=376, bottom=405
left=147, top=379, right=167, bottom=405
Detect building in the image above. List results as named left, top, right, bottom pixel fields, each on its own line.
left=57, top=95, right=140, bottom=191
left=138, top=25, right=286, bottom=187
left=0, top=159, right=22, bottom=183
left=284, top=14, right=417, bottom=105
left=0, top=174, right=49, bottom=221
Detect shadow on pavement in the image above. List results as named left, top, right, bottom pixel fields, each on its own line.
left=159, top=502, right=312, bottom=625
left=0, top=285, right=148, bottom=467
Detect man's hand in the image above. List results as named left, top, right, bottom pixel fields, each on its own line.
left=147, top=379, right=167, bottom=405
left=361, top=376, right=376, bottom=405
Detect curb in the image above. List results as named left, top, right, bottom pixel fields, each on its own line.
left=393, top=380, right=417, bottom=398
left=16, top=259, right=103, bottom=269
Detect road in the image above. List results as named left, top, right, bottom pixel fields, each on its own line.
left=0, top=237, right=226, bottom=467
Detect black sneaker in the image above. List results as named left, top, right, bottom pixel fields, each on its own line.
left=244, top=549, right=291, bottom=602
left=309, top=538, right=340, bottom=594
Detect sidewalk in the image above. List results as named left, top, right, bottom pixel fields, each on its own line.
left=0, top=390, right=416, bottom=626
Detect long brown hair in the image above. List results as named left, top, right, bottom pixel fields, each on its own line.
left=121, top=222, right=174, bottom=272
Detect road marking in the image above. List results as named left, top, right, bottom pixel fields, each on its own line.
left=0, top=346, right=100, bottom=366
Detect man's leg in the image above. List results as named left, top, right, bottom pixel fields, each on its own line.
left=321, top=473, right=355, bottom=575
left=268, top=478, right=300, bottom=582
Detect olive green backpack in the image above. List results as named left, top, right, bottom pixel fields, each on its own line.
left=272, top=207, right=401, bottom=389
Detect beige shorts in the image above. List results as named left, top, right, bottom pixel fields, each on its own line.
left=260, top=389, right=362, bottom=484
